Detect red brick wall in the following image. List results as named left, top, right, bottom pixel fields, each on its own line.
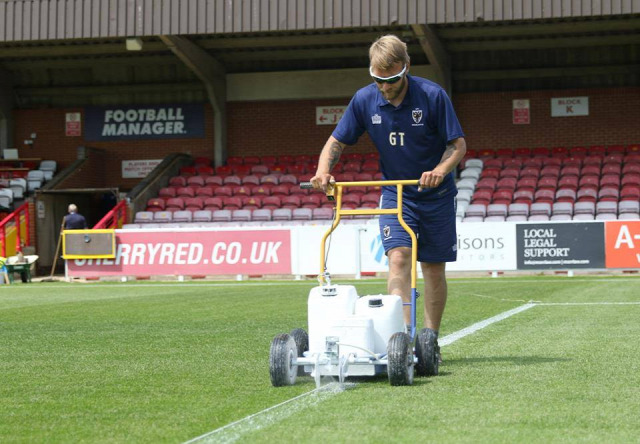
left=12, top=86, right=639, bottom=191
left=454, top=87, right=640, bottom=152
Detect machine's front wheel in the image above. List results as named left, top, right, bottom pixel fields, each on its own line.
left=290, top=328, right=309, bottom=376
left=387, top=332, right=414, bottom=386
left=269, top=333, right=298, bottom=387
left=415, top=328, right=439, bottom=376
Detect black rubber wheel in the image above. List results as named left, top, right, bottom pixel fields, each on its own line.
left=415, top=328, right=439, bottom=376
left=290, top=328, right=309, bottom=376
left=387, top=332, right=414, bottom=386
left=269, top=333, right=298, bottom=387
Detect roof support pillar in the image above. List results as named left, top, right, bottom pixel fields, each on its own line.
left=0, top=67, right=15, bottom=150
left=411, top=24, right=452, bottom=96
left=159, top=35, right=227, bottom=166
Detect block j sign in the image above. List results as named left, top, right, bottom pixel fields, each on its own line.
left=84, top=104, right=205, bottom=141
left=605, top=221, right=640, bottom=268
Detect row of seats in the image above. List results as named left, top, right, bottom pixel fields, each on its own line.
left=463, top=144, right=640, bottom=160
left=463, top=213, right=640, bottom=222
left=146, top=194, right=381, bottom=212
left=0, top=160, right=57, bottom=208
left=165, top=172, right=382, bottom=189
left=464, top=201, right=639, bottom=218
left=135, top=207, right=350, bottom=223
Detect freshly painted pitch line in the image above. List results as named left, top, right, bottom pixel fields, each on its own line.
left=536, top=301, right=640, bottom=306
left=439, top=303, right=536, bottom=346
left=182, top=302, right=535, bottom=444
left=182, top=383, right=349, bottom=444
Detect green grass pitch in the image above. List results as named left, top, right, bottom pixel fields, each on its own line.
left=2, top=276, right=640, bottom=443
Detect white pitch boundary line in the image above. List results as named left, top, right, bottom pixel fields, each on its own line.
left=182, top=302, right=536, bottom=444
left=536, top=301, right=640, bottom=306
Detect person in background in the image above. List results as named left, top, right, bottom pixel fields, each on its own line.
left=64, top=204, right=87, bottom=230
left=310, top=34, right=467, bottom=375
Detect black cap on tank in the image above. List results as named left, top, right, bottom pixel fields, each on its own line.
left=369, top=298, right=383, bottom=308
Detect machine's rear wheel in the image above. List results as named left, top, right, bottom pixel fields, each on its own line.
left=290, top=328, right=309, bottom=376
left=269, top=334, right=298, bottom=387
left=387, top=332, right=414, bottom=386
left=415, top=328, right=439, bottom=376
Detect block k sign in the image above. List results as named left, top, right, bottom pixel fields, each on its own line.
left=605, top=221, right=640, bottom=268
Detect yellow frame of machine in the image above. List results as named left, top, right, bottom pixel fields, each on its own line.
left=62, top=229, right=116, bottom=259
left=319, top=179, right=419, bottom=290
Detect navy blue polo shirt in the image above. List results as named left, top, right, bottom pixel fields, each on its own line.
left=332, top=74, right=464, bottom=201
left=64, top=212, right=87, bottom=229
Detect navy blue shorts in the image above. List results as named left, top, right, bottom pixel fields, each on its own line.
left=379, top=191, right=458, bottom=263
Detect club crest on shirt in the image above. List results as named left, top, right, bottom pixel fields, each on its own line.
left=371, top=114, right=382, bottom=124
left=383, top=225, right=392, bottom=239
left=412, top=108, right=423, bottom=124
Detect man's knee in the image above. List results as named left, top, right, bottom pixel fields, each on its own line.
left=388, top=247, right=412, bottom=271
left=421, top=262, right=446, bottom=280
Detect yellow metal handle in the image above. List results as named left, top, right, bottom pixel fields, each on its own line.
left=319, top=180, right=419, bottom=289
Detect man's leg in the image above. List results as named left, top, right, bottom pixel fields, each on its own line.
left=387, top=246, right=412, bottom=324
left=420, top=261, right=447, bottom=331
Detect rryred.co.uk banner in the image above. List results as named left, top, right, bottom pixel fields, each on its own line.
left=66, top=229, right=291, bottom=277
left=605, top=221, right=640, bottom=268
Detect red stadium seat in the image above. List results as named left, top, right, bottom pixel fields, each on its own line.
left=569, top=146, right=588, bottom=157
left=532, top=147, right=550, bottom=157
left=516, top=177, right=537, bottom=191
left=262, top=196, right=281, bottom=210
left=169, top=176, right=187, bottom=187
left=278, top=155, right=295, bottom=164
left=542, top=157, right=562, bottom=167
left=158, top=187, right=176, bottom=199
left=540, top=166, right=560, bottom=178
left=477, top=148, right=495, bottom=158
left=196, top=165, right=215, bottom=176
left=241, top=175, right=261, bottom=186
left=600, top=174, right=620, bottom=188
left=471, top=190, right=492, bottom=206
left=361, top=192, right=381, bottom=207
left=578, top=175, right=599, bottom=189
left=492, top=190, right=513, bottom=205
left=581, top=165, right=601, bottom=177
left=354, top=172, right=374, bottom=182
left=598, top=187, right=619, bottom=202
left=496, top=177, right=517, bottom=191
left=500, top=168, right=520, bottom=179
left=203, top=197, right=223, bottom=211
left=166, top=198, right=185, bottom=211
left=196, top=186, right=214, bottom=198
left=288, top=164, right=307, bottom=175
left=622, top=174, right=640, bottom=187
left=205, top=175, right=223, bottom=186
left=562, top=157, right=582, bottom=168
left=270, top=164, right=289, bottom=174
left=180, top=166, right=197, bottom=177
left=534, top=189, right=555, bottom=204
left=146, top=198, right=165, bottom=212
left=260, top=174, right=279, bottom=185
left=343, top=162, right=362, bottom=173
left=480, top=168, right=500, bottom=179
left=538, top=177, right=558, bottom=190
left=520, top=167, right=540, bottom=179
left=270, top=185, right=290, bottom=196
left=244, top=156, right=260, bottom=165
left=281, top=195, right=301, bottom=209
left=555, top=188, right=577, bottom=203
left=576, top=188, right=597, bottom=203
left=214, top=186, right=233, bottom=197
left=251, top=165, right=270, bottom=176
left=503, top=158, right=523, bottom=169
left=294, top=155, right=312, bottom=164
left=301, top=194, right=322, bottom=209
left=176, top=187, right=195, bottom=198
left=620, top=186, right=640, bottom=201
left=215, top=165, right=233, bottom=177
left=342, top=194, right=361, bottom=208
left=476, top=178, right=497, bottom=191
left=622, top=164, right=640, bottom=175
left=251, top=185, right=273, bottom=196
left=496, top=148, right=513, bottom=158
left=588, top=145, right=606, bottom=156
left=558, top=176, right=579, bottom=191
left=602, top=164, right=622, bottom=176
left=607, top=145, right=625, bottom=155
left=560, top=166, right=580, bottom=177
left=583, top=156, right=603, bottom=167
left=551, top=146, right=568, bottom=157
left=484, top=158, right=503, bottom=169
left=361, top=160, right=379, bottom=172
left=514, top=147, right=531, bottom=158
left=223, top=197, right=242, bottom=210
left=513, top=189, right=534, bottom=205
left=226, top=156, right=243, bottom=166
left=187, top=175, right=205, bottom=187
left=233, top=165, right=252, bottom=176
left=522, top=158, right=543, bottom=168
left=233, top=185, right=252, bottom=197
left=261, top=156, right=277, bottom=165
left=185, top=197, right=204, bottom=211
left=241, top=196, right=263, bottom=210
left=279, top=174, right=298, bottom=185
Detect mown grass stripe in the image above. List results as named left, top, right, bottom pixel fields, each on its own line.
left=184, top=303, right=535, bottom=444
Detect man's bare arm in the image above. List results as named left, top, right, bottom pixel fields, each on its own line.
left=311, top=136, right=346, bottom=190
left=419, top=137, right=467, bottom=189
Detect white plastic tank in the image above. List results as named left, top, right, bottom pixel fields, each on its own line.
left=355, top=295, right=405, bottom=354
left=329, top=316, right=375, bottom=358
left=308, top=285, right=359, bottom=353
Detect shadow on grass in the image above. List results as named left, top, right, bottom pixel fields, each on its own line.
left=443, top=355, right=571, bottom=367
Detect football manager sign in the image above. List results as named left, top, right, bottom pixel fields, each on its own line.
left=84, top=104, right=205, bottom=141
